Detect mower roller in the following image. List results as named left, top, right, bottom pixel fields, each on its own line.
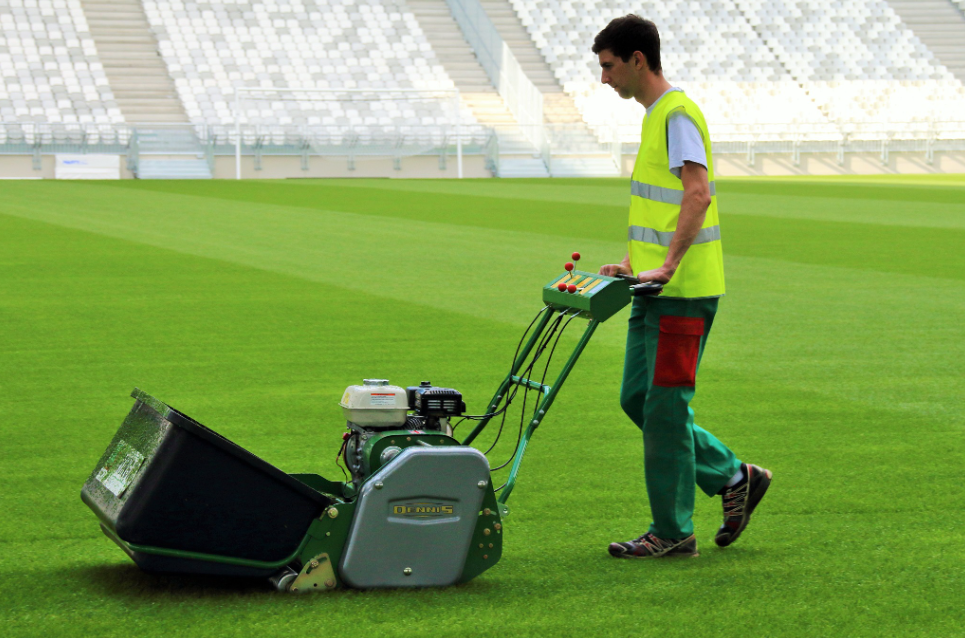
left=81, top=255, right=661, bottom=591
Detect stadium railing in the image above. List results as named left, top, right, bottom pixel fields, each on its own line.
left=611, top=121, right=965, bottom=167
left=3, top=120, right=963, bottom=174
left=0, top=122, right=495, bottom=175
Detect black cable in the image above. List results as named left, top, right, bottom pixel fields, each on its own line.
left=483, top=399, right=512, bottom=454
left=534, top=310, right=582, bottom=416
left=451, top=305, right=551, bottom=431
left=473, top=304, right=552, bottom=418
left=488, top=309, right=572, bottom=470
left=489, top=309, right=581, bottom=472
left=334, top=436, right=350, bottom=482
left=483, top=309, right=565, bottom=454
left=483, top=310, right=565, bottom=455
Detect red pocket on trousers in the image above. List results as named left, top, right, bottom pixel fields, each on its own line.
left=653, top=316, right=705, bottom=387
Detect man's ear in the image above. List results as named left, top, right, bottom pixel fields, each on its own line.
left=633, top=50, right=647, bottom=71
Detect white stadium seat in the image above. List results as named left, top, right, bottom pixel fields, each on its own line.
left=0, top=0, right=122, bottom=125
left=508, top=0, right=965, bottom=142
left=0, top=0, right=962, bottom=147
left=142, top=0, right=477, bottom=132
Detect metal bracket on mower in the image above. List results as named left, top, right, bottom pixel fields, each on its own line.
left=290, top=552, right=337, bottom=593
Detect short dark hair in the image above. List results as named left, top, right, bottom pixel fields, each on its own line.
left=592, top=15, right=661, bottom=73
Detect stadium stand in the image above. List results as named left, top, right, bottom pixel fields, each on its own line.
left=141, top=0, right=479, bottom=142
left=1, top=0, right=964, bottom=177
left=888, top=0, right=965, bottom=83
left=507, top=0, right=965, bottom=142
left=0, top=0, right=122, bottom=126
left=508, top=0, right=833, bottom=141
left=739, top=0, right=946, bottom=81
left=738, top=0, right=964, bottom=134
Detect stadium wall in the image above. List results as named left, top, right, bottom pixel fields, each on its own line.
left=4, top=150, right=964, bottom=180
left=0, top=153, right=492, bottom=179
left=215, top=154, right=491, bottom=179
left=0, top=154, right=132, bottom=179
left=711, top=151, right=965, bottom=177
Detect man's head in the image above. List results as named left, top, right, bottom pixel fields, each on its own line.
left=592, top=15, right=663, bottom=102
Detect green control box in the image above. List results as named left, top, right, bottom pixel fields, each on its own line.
left=541, top=270, right=631, bottom=322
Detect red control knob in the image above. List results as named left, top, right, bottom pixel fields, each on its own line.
left=571, top=252, right=581, bottom=261
left=557, top=282, right=567, bottom=292
left=564, top=262, right=574, bottom=272
left=567, top=284, right=577, bottom=293
left=342, top=432, right=350, bottom=441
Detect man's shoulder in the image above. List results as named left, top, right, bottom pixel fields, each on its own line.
left=666, top=90, right=704, bottom=114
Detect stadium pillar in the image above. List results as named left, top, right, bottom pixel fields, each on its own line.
left=454, top=90, right=463, bottom=179
left=235, top=89, right=241, bottom=180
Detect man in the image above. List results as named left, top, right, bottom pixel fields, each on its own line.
left=594, top=15, right=771, bottom=558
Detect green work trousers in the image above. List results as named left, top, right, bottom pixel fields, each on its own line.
left=620, top=296, right=742, bottom=539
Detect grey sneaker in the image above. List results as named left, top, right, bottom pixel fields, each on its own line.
left=608, top=532, right=699, bottom=558
left=715, top=463, right=772, bottom=547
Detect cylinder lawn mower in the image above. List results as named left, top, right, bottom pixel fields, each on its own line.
left=81, top=255, right=661, bottom=591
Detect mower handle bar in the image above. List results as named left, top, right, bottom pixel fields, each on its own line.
left=614, top=273, right=663, bottom=297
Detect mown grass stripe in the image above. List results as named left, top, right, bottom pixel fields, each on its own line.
left=0, top=178, right=962, bottom=638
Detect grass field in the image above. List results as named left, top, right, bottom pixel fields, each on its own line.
left=1, top=174, right=963, bottom=637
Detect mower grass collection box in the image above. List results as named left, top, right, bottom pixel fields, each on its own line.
left=82, top=388, right=503, bottom=591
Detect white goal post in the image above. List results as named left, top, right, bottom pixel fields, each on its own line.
left=232, top=87, right=464, bottom=179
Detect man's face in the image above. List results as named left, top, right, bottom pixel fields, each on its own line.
left=598, top=49, right=638, bottom=100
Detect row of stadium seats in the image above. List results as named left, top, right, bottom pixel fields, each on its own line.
left=143, top=0, right=477, bottom=128
left=1, top=0, right=963, bottom=147
left=0, top=121, right=131, bottom=145
left=0, top=0, right=122, bottom=124
left=510, top=0, right=965, bottom=141
left=519, top=1, right=789, bottom=83
left=735, top=0, right=949, bottom=81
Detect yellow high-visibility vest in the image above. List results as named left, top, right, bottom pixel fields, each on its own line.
left=629, top=90, right=725, bottom=298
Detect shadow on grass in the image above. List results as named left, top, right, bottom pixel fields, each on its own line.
left=71, top=563, right=500, bottom=602
left=579, top=543, right=768, bottom=579
left=74, top=564, right=274, bottom=598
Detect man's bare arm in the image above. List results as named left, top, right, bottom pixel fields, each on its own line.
left=634, top=160, right=711, bottom=283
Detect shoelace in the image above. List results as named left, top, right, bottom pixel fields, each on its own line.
left=632, top=533, right=672, bottom=553
left=723, top=481, right=749, bottom=517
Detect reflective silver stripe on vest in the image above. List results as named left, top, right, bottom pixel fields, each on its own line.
left=628, top=224, right=721, bottom=247
left=631, top=180, right=716, bottom=205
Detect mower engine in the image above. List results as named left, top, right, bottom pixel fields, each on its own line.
left=328, top=379, right=499, bottom=589
left=340, top=379, right=466, bottom=486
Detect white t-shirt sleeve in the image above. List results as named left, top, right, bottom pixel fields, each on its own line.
left=667, top=113, right=707, bottom=179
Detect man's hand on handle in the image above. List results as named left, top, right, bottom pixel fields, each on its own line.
left=631, top=266, right=674, bottom=284
left=599, top=263, right=632, bottom=278
left=599, top=254, right=674, bottom=284
left=599, top=254, right=632, bottom=278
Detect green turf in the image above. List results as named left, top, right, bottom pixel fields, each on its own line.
left=1, top=175, right=963, bottom=637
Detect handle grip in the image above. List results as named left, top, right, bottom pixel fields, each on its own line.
left=614, top=274, right=663, bottom=296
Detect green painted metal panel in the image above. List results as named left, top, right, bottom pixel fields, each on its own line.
left=362, top=430, right=460, bottom=477
left=295, top=502, right=357, bottom=589
left=542, top=270, right=631, bottom=322
left=458, top=478, right=504, bottom=583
